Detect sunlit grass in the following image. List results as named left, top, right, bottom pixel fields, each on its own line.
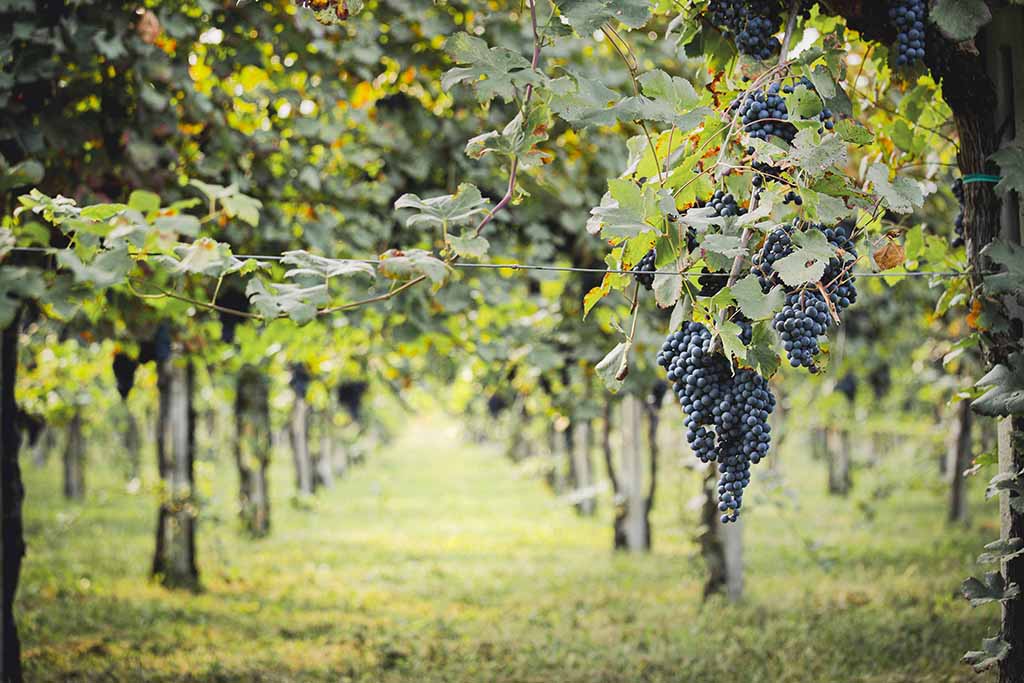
left=19, top=414, right=997, bottom=682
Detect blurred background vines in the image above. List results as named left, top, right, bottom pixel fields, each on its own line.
left=1, top=0, right=1023, bottom=681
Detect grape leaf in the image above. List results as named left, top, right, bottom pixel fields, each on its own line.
left=394, top=183, right=491, bottom=229
left=700, top=234, right=746, bottom=258
left=963, top=637, right=1010, bottom=673
left=717, top=319, right=747, bottom=364
left=56, top=247, right=133, bottom=288
left=378, top=249, right=450, bottom=285
left=835, top=119, right=873, bottom=145
left=773, top=230, right=835, bottom=287
left=980, top=240, right=1024, bottom=295
left=653, top=264, right=681, bottom=309
left=246, top=279, right=327, bottom=325
left=171, top=237, right=244, bottom=277
left=549, top=73, right=621, bottom=128
left=280, top=251, right=376, bottom=279
left=442, top=33, right=546, bottom=104
left=465, top=105, right=552, bottom=169
left=791, top=130, right=847, bottom=177
left=930, top=0, right=992, bottom=42
left=595, top=340, right=631, bottom=392
left=973, top=353, right=1024, bottom=417
left=0, top=267, right=45, bottom=327
left=991, top=144, right=1024, bottom=196
left=447, top=233, right=490, bottom=260
left=977, top=538, right=1024, bottom=565
left=960, top=572, right=1020, bottom=607
left=637, top=69, right=700, bottom=111
left=557, top=0, right=650, bottom=34
left=732, top=274, right=785, bottom=320
left=867, top=163, right=923, bottom=214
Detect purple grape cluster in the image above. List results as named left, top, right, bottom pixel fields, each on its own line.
left=731, top=79, right=834, bottom=145
left=753, top=220, right=859, bottom=372
left=657, top=321, right=775, bottom=522
left=890, top=0, right=926, bottom=66
left=633, top=248, right=657, bottom=290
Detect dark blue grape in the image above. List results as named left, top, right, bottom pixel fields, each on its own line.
left=890, top=0, right=926, bottom=66
left=633, top=248, right=657, bottom=290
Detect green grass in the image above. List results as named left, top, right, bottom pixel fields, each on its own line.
left=19, top=415, right=999, bottom=682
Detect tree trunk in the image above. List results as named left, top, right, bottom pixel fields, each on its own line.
left=618, top=394, right=648, bottom=552
left=121, top=402, right=140, bottom=480
left=2, top=311, right=25, bottom=682
left=570, top=419, right=596, bottom=516
left=826, top=427, right=852, bottom=496
left=315, top=408, right=335, bottom=490
left=151, top=349, right=199, bottom=590
left=290, top=394, right=314, bottom=496
left=31, top=426, right=51, bottom=468
left=642, top=383, right=665, bottom=550
left=947, top=399, right=973, bottom=525
left=602, top=398, right=628, bottom=550
left=62, top=411, right=85, bottom=500
left=699, top=466, right=742, bottom=601
left=235, top=365, right=271, bottom=537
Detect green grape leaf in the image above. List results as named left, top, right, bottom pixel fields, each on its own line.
left=170, top=238, right=243, bottom=277
left=835, top=119, right=873, bottom=145
left=717, top=319, right=747, bottom=365
left=960, top=572, right=1020, bottom=607
left=773, top=231, right=835, bottom=288
left=447, top=233, right=491, bottom=260
left=549, top=73, right=622, bottom=128
left=973, top=353, right=1024, bottom=417
left=963, top=637, right=1010, bottom=673
left=732, top=274, right=785, bottom=320
left=700, top=234, right=746, bottom=258
left=394, top=183, right=492, bottom=230
left=791, top=130, right=847, bottom=177
left=128, top=190, right=161, bottom=214
left=0, top=267, right=45, bottom=327
left=637, top=69, right=700, bottom=111
left=280, top=251, right=376, bottom=279
left=653, top=264, right=682, bottom=309
left=246, top=279, right=327, bottom=325
left=0, top=158, right=43, bottom=192
left=930, top=0, right=992, bottom=42
left=867, top=163, right=924, bottom=214
left=595, top=340, right=631, bottom=393
left=442, top=33, right=545, bottom=104
left=977, top=538, right=1024, bottom=565
left=465, top=105, right=552, bottom=168
left=56, top=247, right=133, bottom=288
left=991, top=144, right=1024, bottom=196
left=746, top=321, right=781, bottom=378
left=557, top=0, right=650, bottom=34
left=981, top=240, right=1024, bottom=295
left=221, top=192, right=262, bottom=227
left=378, top=249, right=449, bottom=286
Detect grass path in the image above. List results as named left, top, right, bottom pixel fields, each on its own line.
left=20, top=415, right=997, bottom=682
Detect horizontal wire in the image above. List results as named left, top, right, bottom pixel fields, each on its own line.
left=6, top=246, right=976, bottom=279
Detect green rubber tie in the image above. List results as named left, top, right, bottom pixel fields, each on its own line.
left=963, top=174, right=1001, bottom=184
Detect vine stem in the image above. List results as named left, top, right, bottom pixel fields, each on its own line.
left=710, top=0, right=802, bottom=355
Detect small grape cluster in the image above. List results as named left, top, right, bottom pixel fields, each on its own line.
left=952, top=178, right=965, bottom=248
left=112, top=352, right=139, bottom=400
left=707, top=0, right=782, bottom=61
left=890, top=0, right=926, bottom=66
left=695, top=191, right=746, bottom=296
left=657, top=321, right=775, bottom=522
left=731, top=79, right=834, bottom=145
left=754, top=221, right=859, bottom=372
left=783, top=190, right=802, bottom=205
left=702, top=190, right=746, bottom=218
left=633, top=248, right=657, bottom=291
left=774, top=289, right=831, bottom=372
